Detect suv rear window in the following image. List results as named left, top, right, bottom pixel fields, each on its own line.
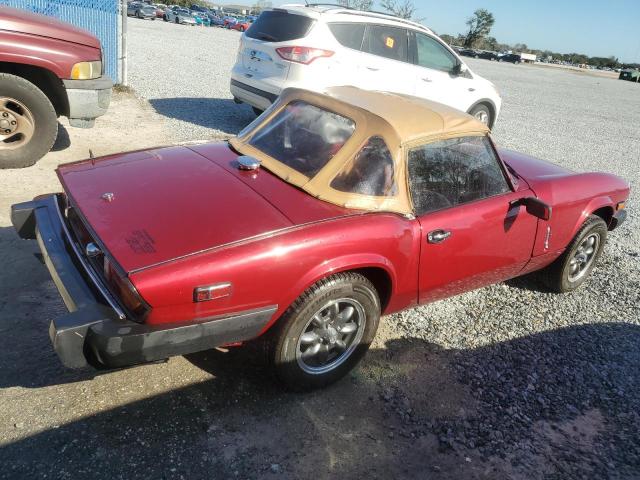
left=328, top=23, right=366, bottom=50
left=245, top=10, right=315, bottom=42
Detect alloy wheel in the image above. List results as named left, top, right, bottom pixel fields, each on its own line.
left=568, top=233, right=600, bottom=281
left=296, top=298, right=366, bottom=375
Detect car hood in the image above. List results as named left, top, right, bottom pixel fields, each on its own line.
left=58, top=144, right=352, bottom=272
left=0, top=6, right=101, bottom=49
left=498, top=148, right=573, bottom=186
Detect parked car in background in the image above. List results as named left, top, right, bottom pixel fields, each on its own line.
left=477, top=50, right=498, bottom=61
left=498, top=53, right=521, bottom=64
left=0, top=6, right=112, bottom=168
left=153, top=4, right=166, bottom=18
left=210, top=15, right=225, bottom=26
left=192, top=12, right=211, bottom=26
left=164, top=7, right=196, bottom=25
left=127, top=2, right=156, bottom=19
left=619, top=69, right=640, bottom=83
left=12, top=87, right=629, bottom=389
left=223, top=15, right=238, bottom=28
left=457, top=48, right=479, bottom=57
left=231, top=17, right=253, bottom=32
left=231, top=5, right=502, bottom=126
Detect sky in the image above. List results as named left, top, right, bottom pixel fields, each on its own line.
left=271, top=0, right=640, bottom=62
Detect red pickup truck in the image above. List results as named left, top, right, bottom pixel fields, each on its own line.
left=0, top=6, right=112, bottom=168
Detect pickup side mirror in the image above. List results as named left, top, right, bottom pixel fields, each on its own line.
left=516, top=197, right=552, bottom=220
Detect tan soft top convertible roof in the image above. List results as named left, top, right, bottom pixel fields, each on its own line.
left=230, top=86, right=489, bottom=216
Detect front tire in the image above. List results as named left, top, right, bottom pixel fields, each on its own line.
left=540, top=215, right=607, bottom=293
left=468, top=103, right=492, bottom=127
left=0, top=73, right=57, bottom=168
left=268, top=272, right=380, bottom=391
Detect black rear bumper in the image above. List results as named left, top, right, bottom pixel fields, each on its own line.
left=11, top=194, right=276, bottom=369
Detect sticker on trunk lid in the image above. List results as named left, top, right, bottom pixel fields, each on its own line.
left=125, top=230, right=156, bottom=254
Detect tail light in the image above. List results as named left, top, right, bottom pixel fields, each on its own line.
left=276, top=46, right=334, bottom=65
left=103, top=258, right=150, bottom=320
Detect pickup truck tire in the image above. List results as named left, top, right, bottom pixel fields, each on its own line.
left=268, top=272, right=380, bottom=391
left=540, top=215, right=607, bottom=293
left=0, top=73, right=58, bottom=168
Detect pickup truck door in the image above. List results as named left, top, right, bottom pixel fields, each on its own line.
left=407, top=136, right=537, bottom=304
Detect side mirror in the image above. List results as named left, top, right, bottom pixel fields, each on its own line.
left=452, top=63, right=468, bottom=76
left=517, top=197, right=552, bottom=220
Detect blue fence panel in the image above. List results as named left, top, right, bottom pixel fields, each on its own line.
left=0, top=0, right=120, bottom=81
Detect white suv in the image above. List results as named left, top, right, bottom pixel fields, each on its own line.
left=230, top=5, right=502, bottom=126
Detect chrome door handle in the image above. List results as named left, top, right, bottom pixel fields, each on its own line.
left=422, top=77, right=432, bottom=82
left=427, top=229, right=451, bottom=244
left=366, top=66, right=379, bottom=71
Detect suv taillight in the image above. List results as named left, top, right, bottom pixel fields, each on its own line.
left=276, top=46, right=334, bottom=65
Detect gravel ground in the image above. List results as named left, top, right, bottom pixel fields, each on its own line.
left=1, top=18, right=639, bottom=479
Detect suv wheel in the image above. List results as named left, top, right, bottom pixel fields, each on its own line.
left=267, top=272, right=380, bottom=391
left=468, top=103, right=492, bottom=126
left=0, top=73, right=57, bottom=168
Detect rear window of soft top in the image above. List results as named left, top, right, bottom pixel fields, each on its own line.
left=245, top=10, right=315, bottom=42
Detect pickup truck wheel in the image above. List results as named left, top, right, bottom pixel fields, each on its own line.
left=269, top=272, right=380, bottom=391
left=541, top=215, right=607, bottom=293
left=0, top=73, right=57, bottom=168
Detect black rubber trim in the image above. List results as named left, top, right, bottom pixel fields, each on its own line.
left=12, top=195, right=278, bottom=370
left=610, top=209, right=627, bottom=230
left=62, top=75, right=113, bottom=90
left=86, top=305, right=278, bottom=368
left=231, top=79, right=278, bottom=103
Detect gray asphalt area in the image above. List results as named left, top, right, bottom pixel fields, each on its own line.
left=1, top=18, right=639, bottom=479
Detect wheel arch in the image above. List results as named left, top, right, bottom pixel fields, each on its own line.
left=568, top=196, right=616, bottom=240
left=261, top=256, right=397, bottom=335
left=0, top=62, right=69, bottom=117
left=467, top=98, right=497, bottom=128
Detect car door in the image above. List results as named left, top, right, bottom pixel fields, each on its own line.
left=407, top=135, right=538, bottom=304
left=409, top=32, right=477, bottom=112
left=357, top=24, right=415, bottom=96
left=325, top=22, right=367, bottom=91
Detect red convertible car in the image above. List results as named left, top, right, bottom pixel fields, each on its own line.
left=12, top=87, right=628, bottom=389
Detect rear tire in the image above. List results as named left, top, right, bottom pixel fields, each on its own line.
left=267, top=272, right=380, bottom=391
left=0, top=73, right=57, bottom=169
left=539, top=215, right=607, bottom=293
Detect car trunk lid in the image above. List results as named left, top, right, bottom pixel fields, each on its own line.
left=57, top=146, right=293, bottom=272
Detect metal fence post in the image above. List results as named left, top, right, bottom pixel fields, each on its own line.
left=121, top=0, right=128, bottom=85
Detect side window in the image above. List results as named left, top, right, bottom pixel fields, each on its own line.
left=328, top=23, right=366, bottom=50
left=363, top=25, right=408, bottom=62
left=408, top=136, right=510, bottom=215
left=414, top=33, right=457, bottom=72
left=331, top=136, right=397, bottom=197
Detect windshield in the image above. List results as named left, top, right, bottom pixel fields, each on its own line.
left=248, top=101, right=356, bottom=178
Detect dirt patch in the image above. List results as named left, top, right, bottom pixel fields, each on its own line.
left=0, top=92, right=171, bottom=226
